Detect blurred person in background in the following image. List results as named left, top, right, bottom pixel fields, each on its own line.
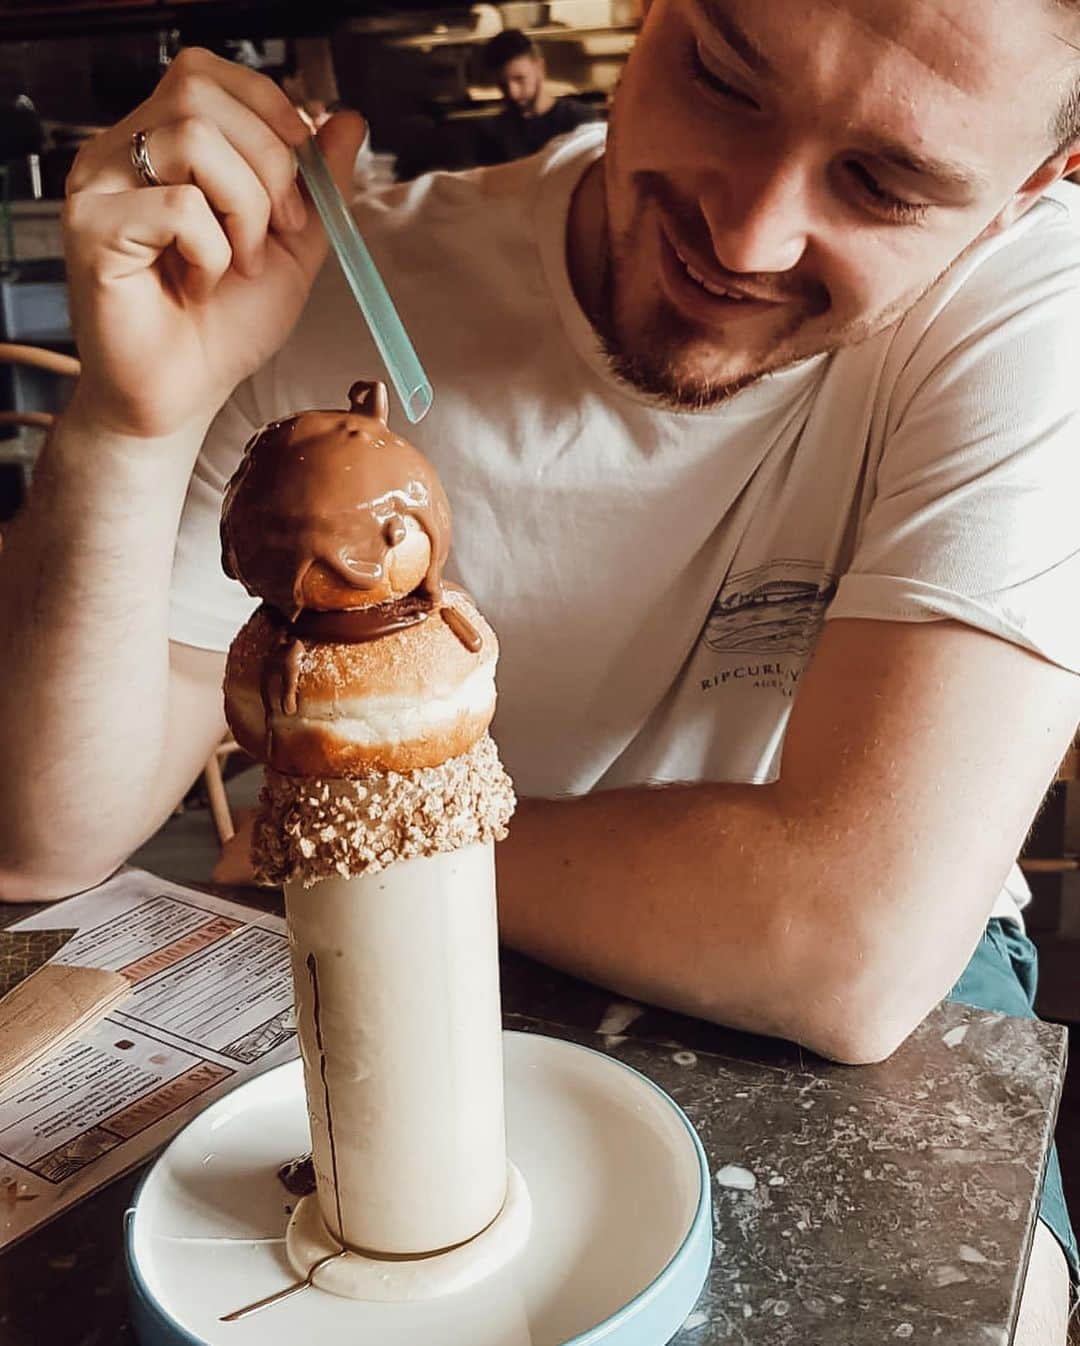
left=476, top=29, right=599, bottom=165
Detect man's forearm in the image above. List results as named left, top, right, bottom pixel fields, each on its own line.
left=496, top=781, right=988, bottom=1064
left=494, top=621, right=1080, bottom=1065
left=498, top=785, right=819, bottom=1041
left=0, top=405, right=209, bottom=895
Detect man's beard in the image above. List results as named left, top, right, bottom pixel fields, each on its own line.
left=591, top=171, right=937, bottom=411
left=590, top=175, right=817, bottom=408
left=595, top=281, right=787, bottom=410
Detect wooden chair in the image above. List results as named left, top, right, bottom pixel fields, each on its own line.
left=0, top=340, right=79, bottom=423
left=202, top=736, right=243, bottom=846
left=0, top=341, right=78, bottom=549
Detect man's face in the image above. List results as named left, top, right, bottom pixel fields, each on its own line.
left=499, top=54, right=545, bottom=114
left=599, top=0, right=1072, bottom=405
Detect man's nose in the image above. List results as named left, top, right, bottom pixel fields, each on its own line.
left=699, top=160, right=810, bottom=275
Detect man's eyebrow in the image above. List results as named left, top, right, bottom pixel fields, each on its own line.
left=698, top=0, right=774, bottom=75
left=696, top=3, right=987, bottom=196
left=866, top=140, right=987, bottom=192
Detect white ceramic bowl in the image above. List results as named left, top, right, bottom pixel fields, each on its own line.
left=126, top=1030, right=712, bottom=1346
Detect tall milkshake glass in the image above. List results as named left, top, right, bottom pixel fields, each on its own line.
left=284, top=840, right=506, bottom=1255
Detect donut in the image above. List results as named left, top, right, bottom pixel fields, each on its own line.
left=224, top=586, right=498, bottom=776
left=221, top=380, right=451, bottom=616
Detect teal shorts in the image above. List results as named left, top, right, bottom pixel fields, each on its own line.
left=948, top=918, right=1079, bottom=1291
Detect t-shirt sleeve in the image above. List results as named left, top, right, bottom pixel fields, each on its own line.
left=826, top=194, right=1080, bottom=674
left=168, top=386, right=260, bottom=652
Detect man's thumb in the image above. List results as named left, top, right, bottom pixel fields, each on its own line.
left=315, top=110, right=368, bottom=194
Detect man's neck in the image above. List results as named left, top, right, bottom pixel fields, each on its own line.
left=566, top=155, right=607, bottom=328
left=520, top=85, right=557, bottom=118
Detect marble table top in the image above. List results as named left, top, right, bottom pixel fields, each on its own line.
left=501, top=966, right=1066, bottom=1346
left=0, top=811, right=1067, bottom=1346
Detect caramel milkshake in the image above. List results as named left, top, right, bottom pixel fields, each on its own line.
left=220, top=382, right=516, bottom=1275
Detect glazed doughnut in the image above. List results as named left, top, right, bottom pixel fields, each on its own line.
left=224, top=586, right=498, bottom=776
left=221, top=380, right=451, bottom=616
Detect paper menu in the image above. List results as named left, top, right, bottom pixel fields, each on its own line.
left=0, top=870, right=299, bottom=1250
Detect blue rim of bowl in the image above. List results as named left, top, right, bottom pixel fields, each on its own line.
left=124, top=1030, right=713, bottom=1346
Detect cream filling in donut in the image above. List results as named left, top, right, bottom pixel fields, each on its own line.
left=231, top=664, right=496, bottom=747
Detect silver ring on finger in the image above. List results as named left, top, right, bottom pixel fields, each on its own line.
left=129, top=128, right=163, bottom=188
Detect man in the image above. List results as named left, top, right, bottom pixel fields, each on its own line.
left=475, top=28, right=599, bottom=164
left=0, top=0, right=1077, bottom=1336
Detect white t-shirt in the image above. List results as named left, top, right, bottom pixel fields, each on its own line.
left=170, top=126, right=1080, bottom=921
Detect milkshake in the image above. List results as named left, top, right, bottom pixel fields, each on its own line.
left=219, top=381, right=518, bottom=1283
left=285, top=844, right=505, bottom=1254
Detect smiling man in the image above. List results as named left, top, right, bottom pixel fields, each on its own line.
left=2, top=0, right=1080, bottom=1338
left=579, top=0, right=1078, bottom=397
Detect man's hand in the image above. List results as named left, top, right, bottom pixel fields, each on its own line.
left=0, top=51, right=367, bottom=901
left=63, top=47, right=365, bottom=442
left=212, top=808, right=261, bottom=886
left=496, top=618, right=1080, bottom=1063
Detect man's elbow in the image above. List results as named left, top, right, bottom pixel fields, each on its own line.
left=0, top=796, right=175, bottom=903
left=0, top=852, right=121, bottom=903
left=692, top=963, right=923, bottom=1065
left=765, top=926, right=937, bottom=1066
left=796, top=999, right=920, bottom=1066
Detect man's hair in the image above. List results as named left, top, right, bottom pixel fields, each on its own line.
left=483, top=29, right=539, bottom=74
left=1052, top=2, right=1080, bottom=148
left=1056, top=82, right=1080, bottom=150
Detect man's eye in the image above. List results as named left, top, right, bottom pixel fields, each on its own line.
left=845, top=160, right=929, bottom=224
left=689, top=45, right=759, bottom=109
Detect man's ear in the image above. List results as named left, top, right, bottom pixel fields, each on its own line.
left=986, top=145, right=1080, bottom=235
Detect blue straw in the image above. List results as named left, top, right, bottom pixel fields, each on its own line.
left=295, top=137, right=433, bottom=424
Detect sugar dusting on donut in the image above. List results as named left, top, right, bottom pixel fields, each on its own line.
left=224, top=584, right=497, bottom=775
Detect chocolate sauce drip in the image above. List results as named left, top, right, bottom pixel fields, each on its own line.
left=282, top=638, right=303, bottom=714
left=440, top=605, right=482, bottom=653
left=259, top=627, right=304, bottom=761
left=262, top=592, right=484, bottom=655
left=308, top=952, right=348, bottom=1247
left=277, top=1154, right=316, bottom=1197
left=284, top=594, right=435, bottom=644
left=221, top=380, right=451, bottom=619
